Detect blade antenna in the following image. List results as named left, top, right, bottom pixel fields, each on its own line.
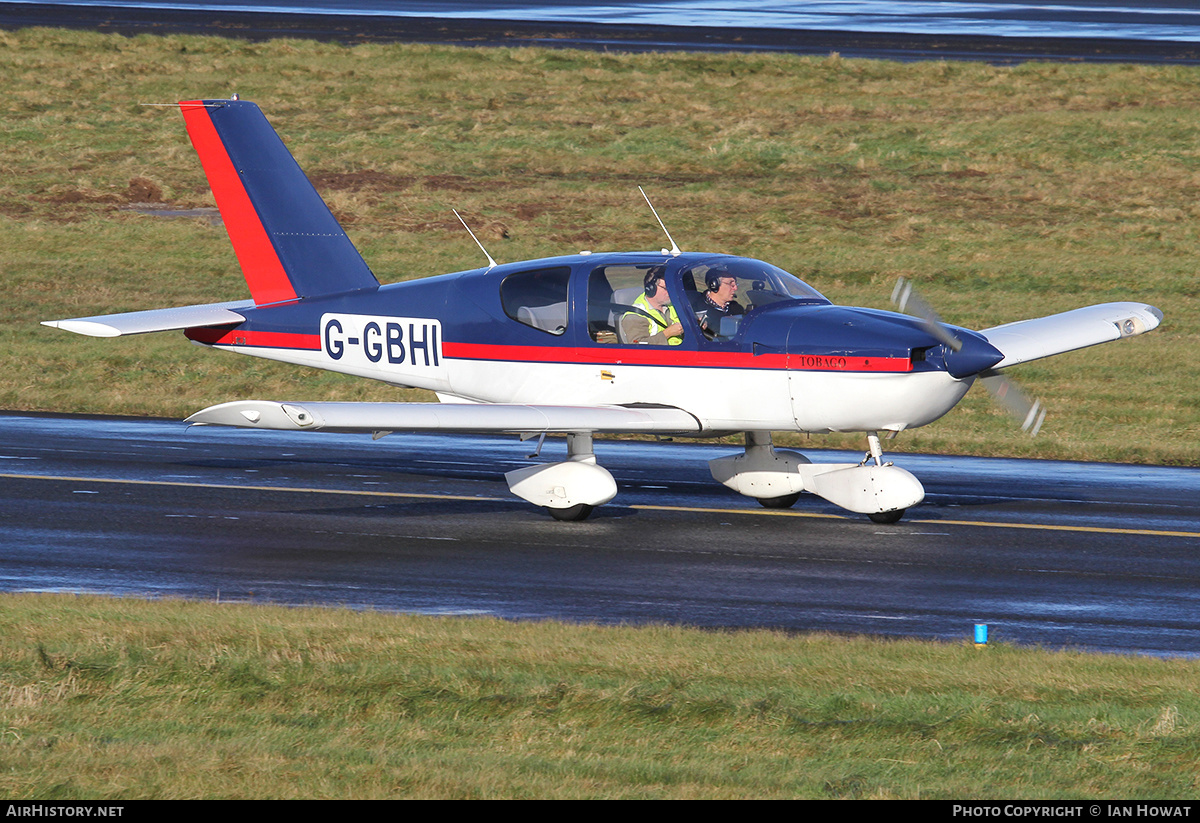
left=454, top=209, right=498, bottom=270
left=639, top=186, right=682, bottom=256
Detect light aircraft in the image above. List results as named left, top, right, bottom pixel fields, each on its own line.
left=44, top=98, right=1163, bottom=522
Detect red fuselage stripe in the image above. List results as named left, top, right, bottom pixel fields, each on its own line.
left=441, top=342, right=912, bottom=372
left=179, top=101, right=297, bottom=306
left=186, top=328, right=321, bottom=349
left=186, top=331, right=911, bottom=372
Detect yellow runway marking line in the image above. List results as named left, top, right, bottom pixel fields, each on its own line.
left=5, top=472, right=1199, bottom=539
left=630, top=503, right=848, bottom=522
left=624, top=505, right=1200, bottom=538
left=910, top=517, right=1200, bottom=540
left=0, top=472, right=508, bottom=503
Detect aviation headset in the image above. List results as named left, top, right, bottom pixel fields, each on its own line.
left=705, top=267, right=732, bottom=292
left=643, top=266, right=667, bottom=297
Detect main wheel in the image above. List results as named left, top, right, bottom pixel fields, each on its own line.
left=757, top=493, right=801, bottom=509
left=868, top=509, right=905, bottom=525
left=548, top=503, right=595, bottom=522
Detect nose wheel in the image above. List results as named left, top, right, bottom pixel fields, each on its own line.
left=547, top=503, right=595, bottom=522
left=868, top=508, right=906, bottom=524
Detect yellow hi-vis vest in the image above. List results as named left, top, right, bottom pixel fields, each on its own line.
left=629, top=293, right=684, bottom=345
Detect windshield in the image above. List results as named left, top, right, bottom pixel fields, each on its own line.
left=677, top=257, right=829, bottom=341
left=679, top=258, right=828, bottom=307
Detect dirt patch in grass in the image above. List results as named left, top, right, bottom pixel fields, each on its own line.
left=308, top=169, right=415, bottom=192
left=126, top=176, right=164, bottom=202
left=36, top=188, right=123, bottom=206
left=419, top=173, right=508, bottom=191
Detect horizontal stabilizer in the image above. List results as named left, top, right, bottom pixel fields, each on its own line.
left=186, top=400, right=702, bottom=435
left=42, top=300, right=252, bottom=338
left=981, top=302, right=1162, bottom=370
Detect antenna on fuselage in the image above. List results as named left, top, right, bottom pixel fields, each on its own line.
left=639, top=186, right=682, bottom=256
left=454, top=209, right=499, bottom=270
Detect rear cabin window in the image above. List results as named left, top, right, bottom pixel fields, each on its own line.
left=500, top=266, right=571, bottom=335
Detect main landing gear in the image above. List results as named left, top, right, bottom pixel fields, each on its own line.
left=504, top=432, right=616, bottom=522
left=756, top=492, right=801, bottom=509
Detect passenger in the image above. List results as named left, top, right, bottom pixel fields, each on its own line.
left=622, top=269, right=684, bottom=345
left=697, top=266, right=744, bottom=338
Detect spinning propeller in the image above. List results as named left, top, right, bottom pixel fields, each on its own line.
left=891, top=278, right=1046, bottom=435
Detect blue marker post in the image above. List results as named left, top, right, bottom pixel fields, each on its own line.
left=974, top=623, right=988, bottom=647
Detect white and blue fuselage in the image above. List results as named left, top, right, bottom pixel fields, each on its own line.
left=186, top=252, right=983, bottom=436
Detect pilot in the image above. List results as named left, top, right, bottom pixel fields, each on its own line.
left=622, top=268, right=684, bottom=345
left=697, top=266, right=744, bottom=338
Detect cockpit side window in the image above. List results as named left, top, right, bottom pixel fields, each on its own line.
left=500, top=266, right=571, bottom=335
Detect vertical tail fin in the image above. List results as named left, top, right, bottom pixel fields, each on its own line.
left=179, top=98, right=380, bottom=305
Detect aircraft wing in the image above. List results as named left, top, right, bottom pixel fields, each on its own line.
left=186, top=400, right=702, bottom=435
left=980, top=301, right=1162, bottom=370
left=42, top=301, right=254, bottom=338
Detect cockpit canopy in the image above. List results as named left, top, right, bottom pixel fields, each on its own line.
left=493, top=253, right=830, bottom=346
left=588, top=256, right=830, bottom=344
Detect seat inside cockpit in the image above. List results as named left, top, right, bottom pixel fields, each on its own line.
left=587, top=264, right=675, bottom=345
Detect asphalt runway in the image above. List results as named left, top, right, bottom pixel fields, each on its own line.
left=4, top=2, right=1200, bottom=64
left=2, top=412, right=1198, bottom=656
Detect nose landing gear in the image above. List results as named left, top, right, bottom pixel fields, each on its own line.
left=711, top=431, right=923, bottom=523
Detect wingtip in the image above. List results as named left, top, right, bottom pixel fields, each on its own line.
left=42, top=318, right=121, bottom=337
left=1116, top=304, right=1163, bottom=338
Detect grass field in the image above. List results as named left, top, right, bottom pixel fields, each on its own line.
left=0, top=27, right=1197, bottom=463
left=1, top=593, right=1198, bottom=799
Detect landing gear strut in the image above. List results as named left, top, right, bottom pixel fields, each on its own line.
left=861, top=432, right=906, bottom=524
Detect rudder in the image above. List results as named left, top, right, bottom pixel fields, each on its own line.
left=180, top=98, right=379, bottom=305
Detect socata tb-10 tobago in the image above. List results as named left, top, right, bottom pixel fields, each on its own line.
left=45, top=98, right=1163, bottom=522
